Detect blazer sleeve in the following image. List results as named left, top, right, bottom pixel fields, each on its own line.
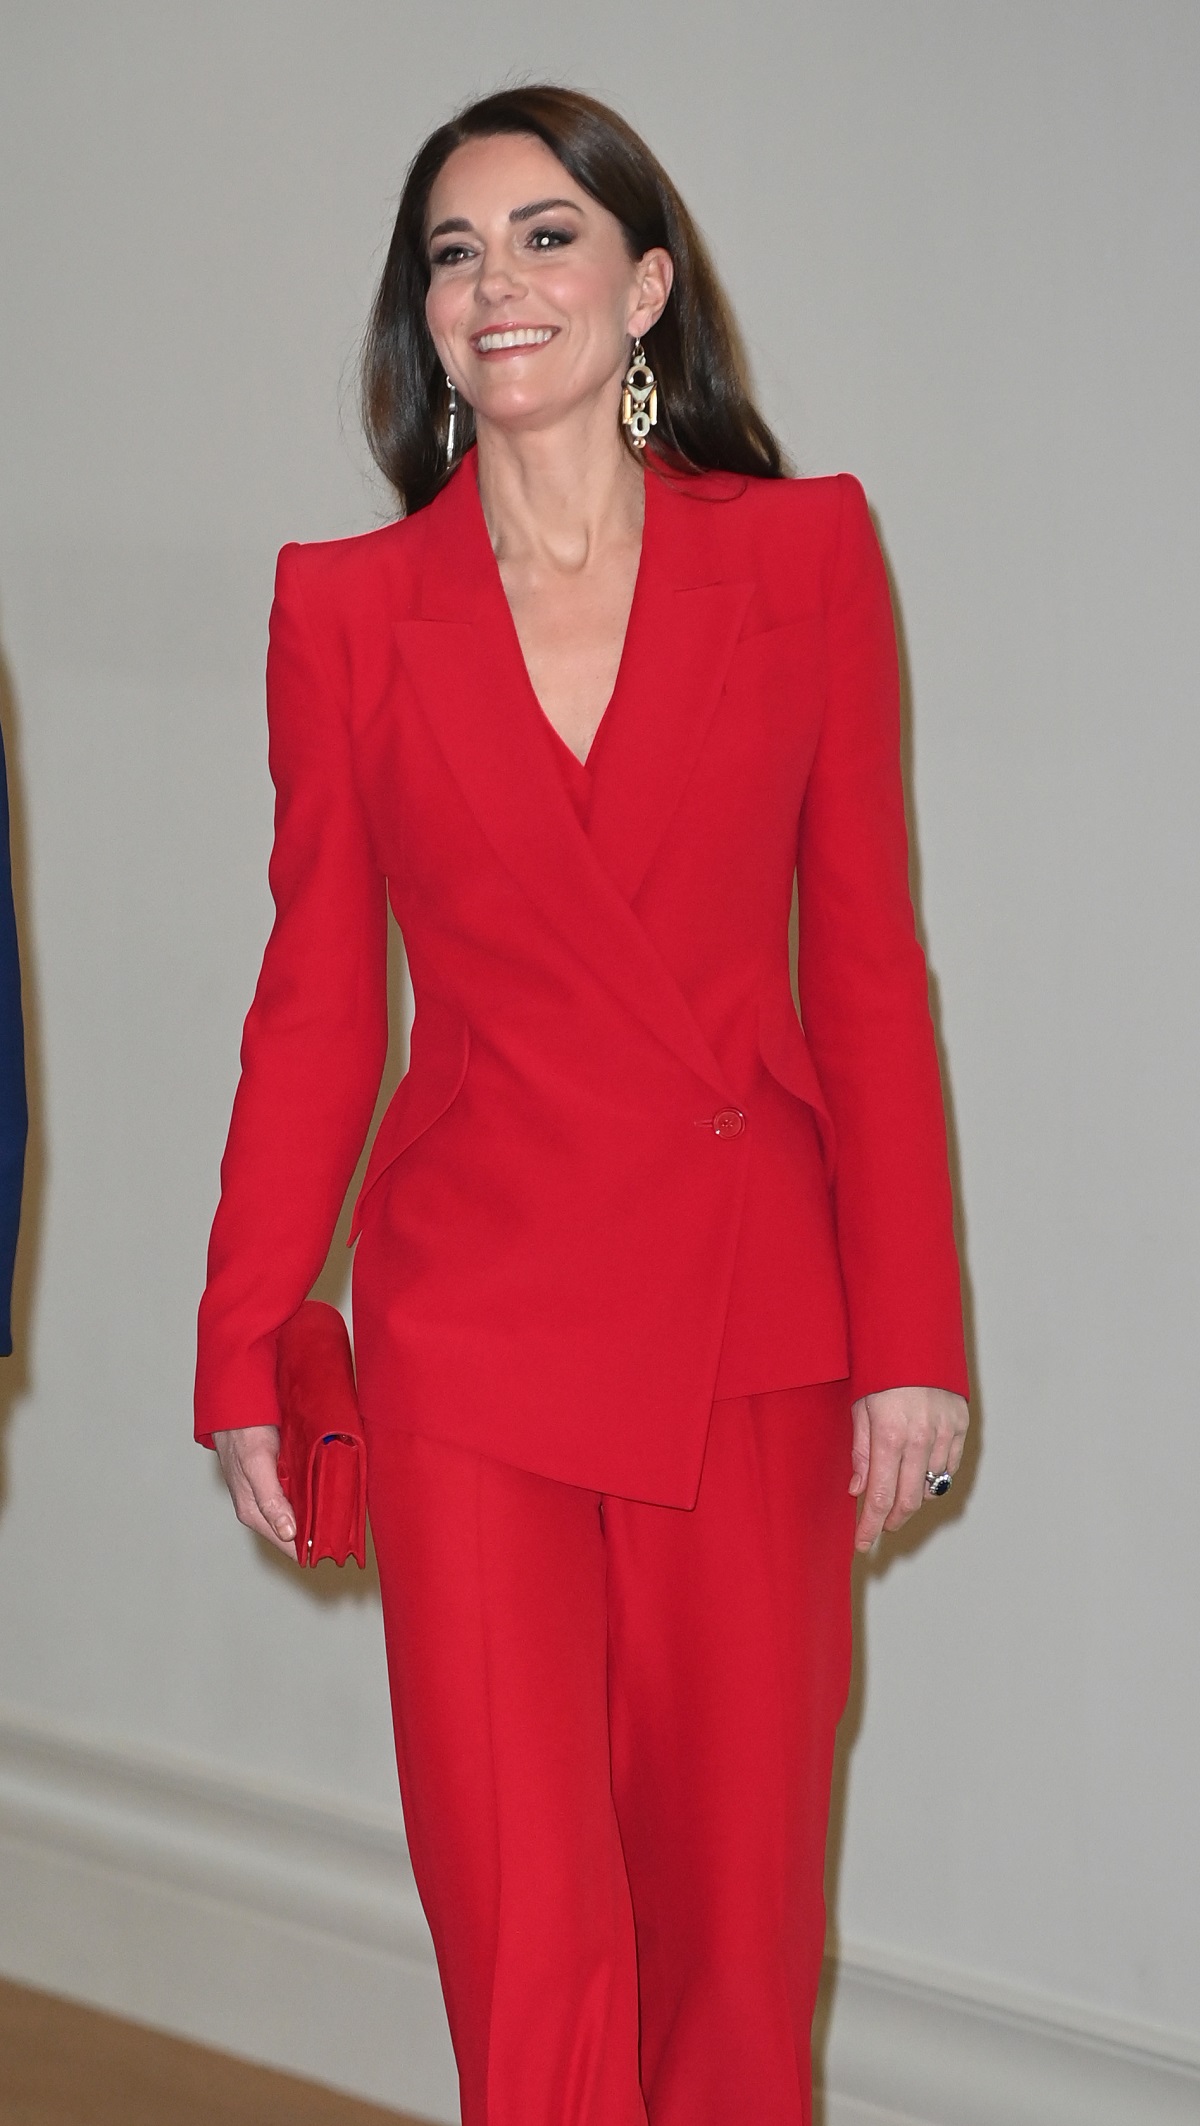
left=194, top=546, right=389, bottom=1445
left=796, top=474, right=968, bottom=1404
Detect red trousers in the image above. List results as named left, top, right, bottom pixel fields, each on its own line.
left=366, top=1383, right=856, bottom=2126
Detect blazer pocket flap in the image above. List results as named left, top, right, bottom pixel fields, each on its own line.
left=350, top=999, right=470, bottom=1240
left=757, top=990, right=837, bottom=1175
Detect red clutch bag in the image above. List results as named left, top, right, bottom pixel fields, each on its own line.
left=275, top=1301, right=367, bottom=1568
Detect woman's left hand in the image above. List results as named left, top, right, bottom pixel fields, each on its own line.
left=850, top=1386, right=969, bottom=1552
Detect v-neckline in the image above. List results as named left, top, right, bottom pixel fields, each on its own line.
left=396, top=455, right=756, bottom=1042
left=544, top=708, right=597, bottom=781
left=473, top=456, right=652, bottom=775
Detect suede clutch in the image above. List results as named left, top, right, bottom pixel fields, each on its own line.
left=276, top=1301, right=367, bottom=1568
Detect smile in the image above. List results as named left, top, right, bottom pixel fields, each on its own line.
left=472, top=326, right=559, bottom=353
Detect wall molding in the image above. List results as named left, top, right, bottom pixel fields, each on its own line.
left=821, top=1940, right=1200, bottom=2126
left=0, top=1703, right=456, bottom=2117
left=1, top=1704, right=1197, bottom=2125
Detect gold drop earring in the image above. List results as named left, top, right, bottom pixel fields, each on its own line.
left=621, top=340, right=658, bottom=448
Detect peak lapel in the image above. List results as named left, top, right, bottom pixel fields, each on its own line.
left=392, top=459, right=731, bottom=1100
left=587, top=470, right=753, bottom=901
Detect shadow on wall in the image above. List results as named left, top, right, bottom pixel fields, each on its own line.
left=204, top=913, right=414, bottom=1611
left=0, top=617, right=42, bottom=1521
left=811, top=521, right=983, bottom=2125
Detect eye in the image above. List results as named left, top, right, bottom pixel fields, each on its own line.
left=430, top=241, right=474, bottom=268
left=527, top=225, right=575, bottom=251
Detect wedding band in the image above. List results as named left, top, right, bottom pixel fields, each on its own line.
left=925, top=1469, right=953, bottom=1497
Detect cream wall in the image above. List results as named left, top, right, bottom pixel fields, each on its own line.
left=1, top=2, right=1198, bottom=2115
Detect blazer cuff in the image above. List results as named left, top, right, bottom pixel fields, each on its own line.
left=847, top=1347, right=970, bottom=1407
left=194, top=1333, right=281, bottom=1449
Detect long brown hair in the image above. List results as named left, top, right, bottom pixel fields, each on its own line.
left=361, top=84, right=787, bottom=514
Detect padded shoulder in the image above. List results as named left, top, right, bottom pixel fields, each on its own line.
left=710, top=470, right=865, bottom=625
left=277, top=511, right=421, bottom=609
left=742, top=468, right=850, bottom=541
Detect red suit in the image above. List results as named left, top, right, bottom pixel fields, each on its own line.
left=196, top=453, right=966, bottom=2123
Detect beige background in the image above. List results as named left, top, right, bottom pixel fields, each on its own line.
left=1, top=4, right=1198, bottom=2120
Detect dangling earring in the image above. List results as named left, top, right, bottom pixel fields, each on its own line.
left=445, top=375, right=458, bottom=460
left=621, top=339, right=658, bottom=448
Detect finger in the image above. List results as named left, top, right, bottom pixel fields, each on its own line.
left=930, top=1405, right=969, bottom=1485
left=233, top=1491, right=298, bottom=1558
left=226, top=1440, right=297, bottom=1557
left=855, top=1431, right=903, bottom=1552
left=245, top=1458, right=298, bottom=1555
left=926, top=1421, right=957, bottom=1487
left=883, top=1433, right=934, bottom=1529
left=849, top=1399, right=871, bottom=1496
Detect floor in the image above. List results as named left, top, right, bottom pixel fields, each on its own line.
left=0, top=1979, right=433, bottom=2126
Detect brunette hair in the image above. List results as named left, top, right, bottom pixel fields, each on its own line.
left=361, top=84, right=787, bottom=513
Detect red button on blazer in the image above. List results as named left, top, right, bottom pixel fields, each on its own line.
left=712, top=1108, right=746, bottom=1139
left=195, top=453, right=967, bottom=1506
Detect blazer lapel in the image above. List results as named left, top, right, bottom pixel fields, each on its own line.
left=587, top=467, right=753, bottom=903
left=393, top=458, right=734, bottom=1100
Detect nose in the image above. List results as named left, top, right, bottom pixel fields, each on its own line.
left=475, top=240, right=527, bottom=307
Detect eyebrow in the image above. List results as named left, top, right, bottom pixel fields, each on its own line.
left=428, top=197, right=584, bottom=242
left=510, top=197, right=583, bottom=223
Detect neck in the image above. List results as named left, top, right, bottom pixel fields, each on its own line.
left=473, top=398, right=645, bottom=573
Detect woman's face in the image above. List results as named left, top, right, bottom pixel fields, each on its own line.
left=424, top=131, right=672, bottom=440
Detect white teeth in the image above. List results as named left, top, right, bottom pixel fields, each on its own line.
left=475, top=327, right=556, bottom=352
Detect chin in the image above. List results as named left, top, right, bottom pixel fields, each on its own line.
left=473, top=390, right=569, bottom=432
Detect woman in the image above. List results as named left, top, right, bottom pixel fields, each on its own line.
left=197, top=85, right=969, bottom=2126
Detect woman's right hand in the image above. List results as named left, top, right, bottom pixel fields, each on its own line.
left=213, top=1425, right=297, bottom=1558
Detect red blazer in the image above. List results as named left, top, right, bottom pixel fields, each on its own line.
left=195, top=452, right=966, bottom=1506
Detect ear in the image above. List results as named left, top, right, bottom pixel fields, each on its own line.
left=627, top=247, right=674, bottom=338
